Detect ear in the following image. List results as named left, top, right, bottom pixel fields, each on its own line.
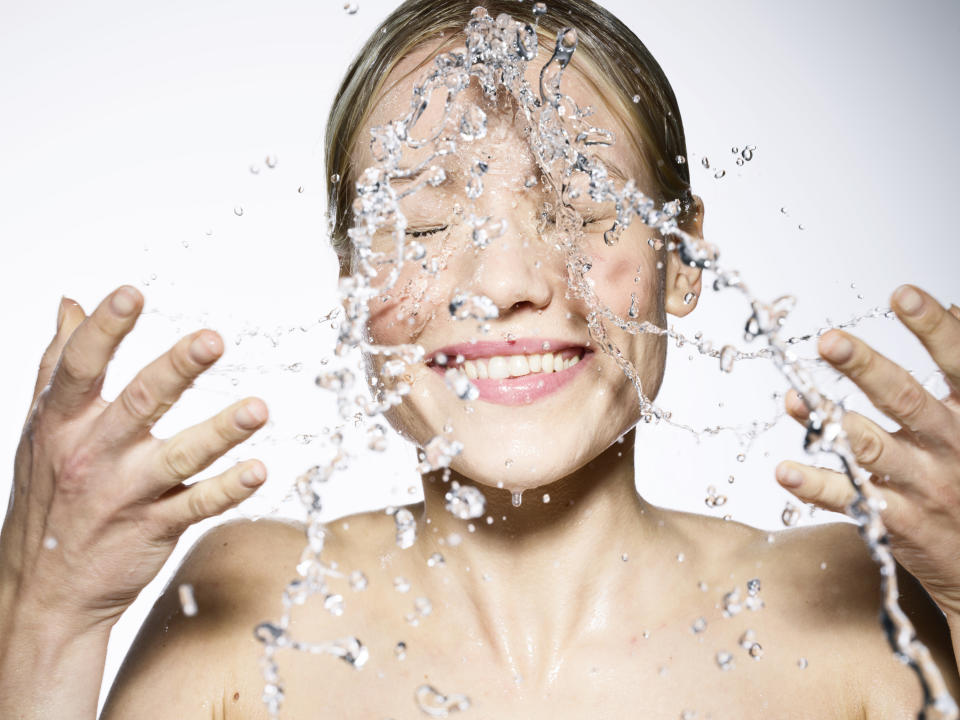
left=664, top=194, right=705, bottom=318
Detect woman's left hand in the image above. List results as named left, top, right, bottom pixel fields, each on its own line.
left=777, top=283, right=960, bottom=620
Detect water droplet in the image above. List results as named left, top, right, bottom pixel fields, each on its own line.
left=781, top=502, right=800, bottom=527
left=330, top=173, right=341, bottom=183
left=349, top=570, right=368, bottom=591
left=621, top=552, right=629, bottom=562
left=691, top=616, right=707, bottom=634
left=735, top=157, right=744, bottom=166
left=675, top=154, right=686, bottom=165
left=415, top=684, right=471, bottom=716
left=444, top=482, right=486, bottom=519
left=394, top=508, right=417, bottom=549
left=249, top=164, right=260, bottom=175
left=42, top=535, right=58, bottom=550
left=798, top=657, right=808, bottom=669
left=234, top=206, right=244, bottom=216
left=532, top=2, right=547, bottom=17
left=511, top=490, right=522, bottom=507
left=736, top=453, right=745, bottom=463
left=427, top=552, right=445, bottom=567
left=683, top=291, right=696, bottom=305
left=714, top=169, right=726, bottom=179
left=297, top=185, right=304, bottom=193
left=716, top=651, right=734, bottom=671
left=393, top=576, right=411, bottom=593
left=343, top=1, right=359, bottom=14
left=749, top=642, right=764, bottom=659
left=742, top=147, right=754, bottom=161
left=323, top=593, right=345, bottom=616
left=701, top=157, right=710, bottom=169
left=395, top=641, right=407, bottom=660
left=719, top=345, right=737, bottom=373
left=542, top=493, right=551, bottom=504
left=798, top=223, right=805, bottom=231
left=632, top=94, right=641, bottom=103
left=722, top=587, right=742, bottom=617
left=676, top=552, right=685, bottom=563
left=265, top=155, right=277, bottom=169
left=178, top=583, right=197, bottom=617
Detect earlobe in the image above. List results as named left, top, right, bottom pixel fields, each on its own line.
left=664, top=194, right=705, bottom=318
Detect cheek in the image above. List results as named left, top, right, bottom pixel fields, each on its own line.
left=365, top=257, right=453, bottom=346
left=588, top=241, right=661, bottom=320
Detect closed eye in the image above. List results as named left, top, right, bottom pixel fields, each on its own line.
left=405, top=225, right=448, bottom=238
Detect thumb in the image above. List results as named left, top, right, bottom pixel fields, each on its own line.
left=31, top=296, right=86, bottom=407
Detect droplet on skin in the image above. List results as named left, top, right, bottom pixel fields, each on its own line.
left=542, top=493, right=551, bottom=504
left=716, top=651, right=734, bottom=671
left=42, top=536, right=58, bottom=550
left=395, top=641, right=407, bottom=660
left=178, top=583, right=198, bottom=617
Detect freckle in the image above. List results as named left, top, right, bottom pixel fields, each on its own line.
left=232, top=692, right=240, bottom=702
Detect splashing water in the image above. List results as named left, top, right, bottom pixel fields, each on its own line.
left=249, top=6, right=959, bottom=720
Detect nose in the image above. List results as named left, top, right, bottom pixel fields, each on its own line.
left=468, top=214, right=555, bottom=315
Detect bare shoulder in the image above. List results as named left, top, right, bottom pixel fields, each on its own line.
left=763, top=521, right=957, bottom=718
left=102, top=518, right=309, bottom=719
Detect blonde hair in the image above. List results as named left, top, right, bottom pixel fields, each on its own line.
left=325, top=0, right=694, bottom=272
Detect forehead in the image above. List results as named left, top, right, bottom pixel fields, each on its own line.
left=352, top=36, right=651, bottom=188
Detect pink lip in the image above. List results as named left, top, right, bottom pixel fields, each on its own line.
left=426, top=338, right=593, bottom=406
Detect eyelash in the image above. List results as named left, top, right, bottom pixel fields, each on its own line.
left=406, top=226, right=448, bottom=238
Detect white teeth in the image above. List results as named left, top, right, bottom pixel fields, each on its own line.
left=444, top=350, right=582, bottom=379
left=508, top=355, right=530, bottom=377
left=488, top=356, right=510, bottom=379
left=542, top=352, right=554, bottom=373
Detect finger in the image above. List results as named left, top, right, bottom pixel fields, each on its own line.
left=47, top=286, right=144, bottom=415
left=154, top=397, right=268, bottom=485
left=775, top=460, right=901, bottom=517
left=891, top=285, right=960, bottom=396
left=31, top=297, right=84, bottom=407
left=787, top=389, right=919, bottom=486
left=154, top=459, right=267, bottom=534
left=784, top=389, right=809, bottom=424
left=95, top=329, right=224, bottom=443
left=817, top=328, right=954, bottom=443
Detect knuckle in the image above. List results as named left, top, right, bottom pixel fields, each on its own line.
left=163, top=442, right=199, bottom=480
left=186, top=487, right=213, bottom=520
left=849, top=425, right=884, bottom=466
left=214, top=410, right=242, bottom=444
left=169, top=339, right=199, bottom=379
left=58, top=445, right=97, bottom=494
left=121, top=376, right=159, bottom=423
left=889, top=381, right=926, bottom=423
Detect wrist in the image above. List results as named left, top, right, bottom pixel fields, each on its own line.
left=0, top=607, right=112, bottom=720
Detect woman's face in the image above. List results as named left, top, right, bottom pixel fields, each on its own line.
left=349, top=39, right=702, bottom=494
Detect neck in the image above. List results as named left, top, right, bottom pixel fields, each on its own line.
left=412, top=427, right=675, bottom=691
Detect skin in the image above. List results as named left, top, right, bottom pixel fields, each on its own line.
left=1, top=35, right=958, bottom=720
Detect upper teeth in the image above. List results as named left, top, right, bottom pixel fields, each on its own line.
left=457, top=352, right=581, bottom=380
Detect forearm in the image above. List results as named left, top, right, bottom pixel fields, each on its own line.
left=0, top=598, right=111, bottom=720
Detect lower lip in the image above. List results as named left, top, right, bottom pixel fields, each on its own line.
left=429, top=352, right=593, bottom=406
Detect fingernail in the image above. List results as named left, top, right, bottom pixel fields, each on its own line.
left=240, top=463, right=266, bottom=488
left=56, top=296, right=66, bottom=332
left=235, top=400, right=267, bottom=429
left=111, top=286, right=140, bottom=317
left=189, top=332, right=222, bottom=364
left=776, top=463, right=804, bottom=487
left=894, top=285, right=923, bottom=315
left=819, top=332, right=853, bottom=363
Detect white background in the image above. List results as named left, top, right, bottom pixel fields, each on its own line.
left=1, top=0, right=958, bottom=712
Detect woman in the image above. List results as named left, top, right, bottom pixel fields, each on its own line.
left=1, top=0, right=958, bottom=718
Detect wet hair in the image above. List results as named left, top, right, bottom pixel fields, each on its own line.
left=325, top=0, right=694, bottom=273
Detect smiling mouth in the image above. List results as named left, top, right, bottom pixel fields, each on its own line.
left=427, top=347, right=588, bottom=379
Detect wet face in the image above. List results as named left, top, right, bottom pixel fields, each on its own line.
left=347, top=38, right=702, bottom=494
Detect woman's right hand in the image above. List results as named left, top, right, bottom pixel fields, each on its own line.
left=0, top=285, right=269, bottom=635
